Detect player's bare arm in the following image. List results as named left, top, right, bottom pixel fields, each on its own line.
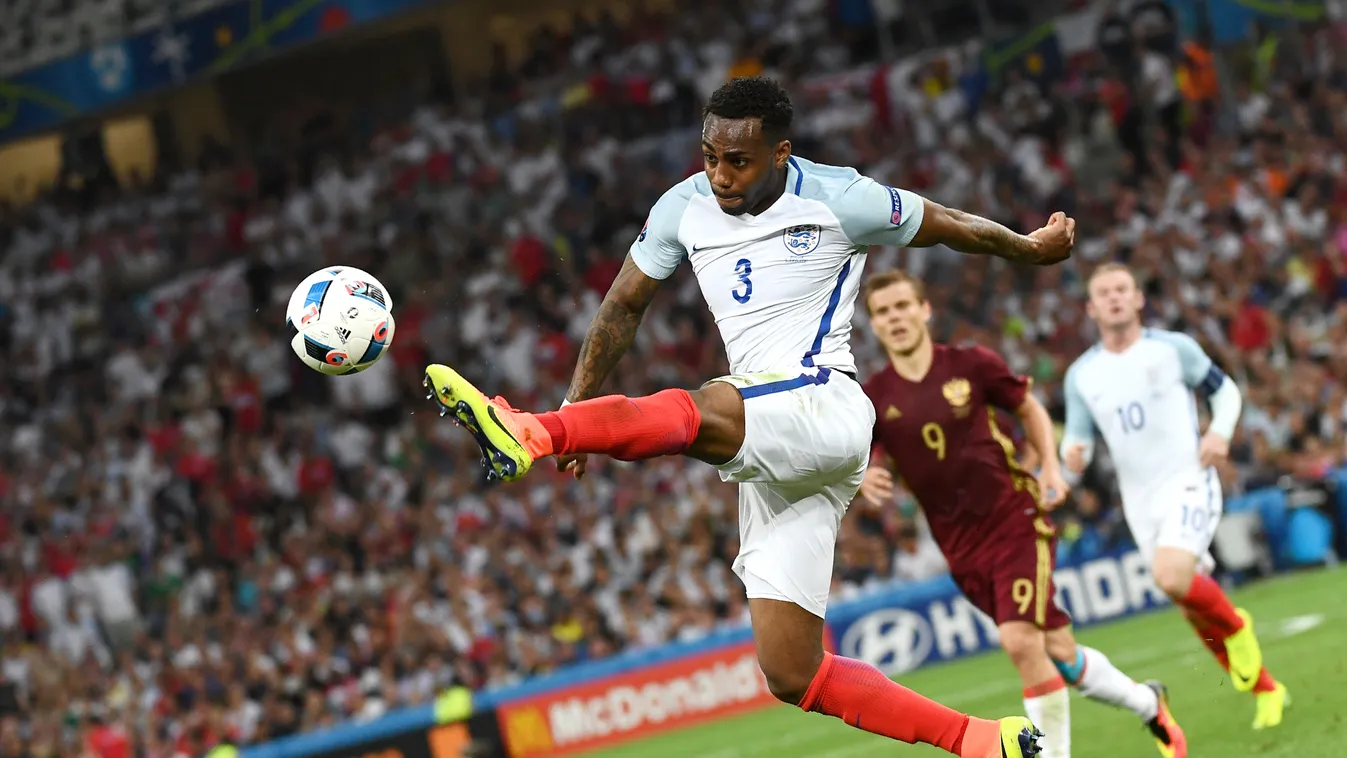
left=1015, top=393, right=1068, bottom=509
left=564, top=253, right=662, bottom=404
left=860, top=452, right=896, bottom=506
left=557, top=252, right=746, bottom=477
left=554, top=255, right=664, bottom=478
left=909, top=200, right=1075, bottom=266
left=1018, top=444, right=1042, bottom=474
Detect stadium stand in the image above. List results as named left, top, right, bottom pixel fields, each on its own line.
left=1, top=1, right=1345, bottom=757
left=0, top=0, right=239, bottom=78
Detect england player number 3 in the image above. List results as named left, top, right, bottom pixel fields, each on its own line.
left=921, top=422, right=946, bottom=461
left=732, top=258, right=753, bottom=304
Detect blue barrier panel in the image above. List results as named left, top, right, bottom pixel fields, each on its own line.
left=243, top=704, right=434, bottom=758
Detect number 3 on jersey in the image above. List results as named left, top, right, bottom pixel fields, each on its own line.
left=731, top=258, right=753, bottom=304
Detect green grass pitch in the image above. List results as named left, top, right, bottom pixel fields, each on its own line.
left=582, top=568, right=1345, bottom=758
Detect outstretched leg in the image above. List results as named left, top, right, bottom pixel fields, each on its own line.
left=423, top=363, right=745, bottom=480
left=749, top=598, right=1041, bottom=758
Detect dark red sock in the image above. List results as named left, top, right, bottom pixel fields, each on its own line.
left=1179, top=574, right=1244, bottom=636
left=798, top=652, right=970, bottom=753
left=1192, top=623, right=1276, bottom=693
left=535, top=390, right=701, bottom=461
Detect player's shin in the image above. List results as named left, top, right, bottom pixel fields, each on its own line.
left=1174, top=573, right=1243, bottom=634
left=1022, top=678, right=1070, bottom=758
left=1189, top=619, right=1279, bottom=694
left=1003, top=624, right=1070, bottom=758
left=536, top=389, right=701, bottom=460
left=1054, top=646, right=1158, bottom=721
left=799, top=652, right=1007, bottom=756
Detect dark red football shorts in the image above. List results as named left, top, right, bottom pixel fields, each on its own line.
left=949, top=527, right=1072, bottom=630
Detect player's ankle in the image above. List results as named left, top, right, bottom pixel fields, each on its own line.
left=530, top=410, right=563, bottom=448
left=955, top=717, right=997, bottom=758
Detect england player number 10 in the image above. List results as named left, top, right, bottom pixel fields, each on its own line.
left=1116, top=401, right=1145, bottom=434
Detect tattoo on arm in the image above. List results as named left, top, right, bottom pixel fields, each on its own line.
left=566, top=299, right=644, bottom=403
left=942, top=206, right=1041, bottom=263
left=565, top=256, right=661, bottom=403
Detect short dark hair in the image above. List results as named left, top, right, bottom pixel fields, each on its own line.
left=703, top=77, right=793, bottom=140
left=861, top=270, right=927, bottom=313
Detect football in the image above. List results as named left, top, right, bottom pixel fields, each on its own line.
left=285, top=266, right=396, bottom=375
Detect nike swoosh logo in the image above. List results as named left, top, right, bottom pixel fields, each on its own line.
left=486, top=405, right=523, bottom=450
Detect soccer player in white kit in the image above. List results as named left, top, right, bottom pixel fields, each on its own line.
left=425, top=77, right=1074, bottom=757
left=1061, top=263, right=1288, bottom=731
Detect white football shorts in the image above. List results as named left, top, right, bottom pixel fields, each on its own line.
left=1123, top=467, right=1223, bottom=574
left=709, top=366, right=874, bottom=618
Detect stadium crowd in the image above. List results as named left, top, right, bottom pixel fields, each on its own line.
left=2, top=1, right=1346, bottom=756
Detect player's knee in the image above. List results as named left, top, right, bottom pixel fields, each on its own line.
left=1153, top=572, right=1192, bottom=600
left=686, top=383, right=746, bottom=465
left=1151, top=560, right=1196, bottom=599
left=756, top=655, right=819, bottom=706
left=1043, top=628, right=1078, bottom=663
left=998, top=623, right=1045, bottom=669
left=754, top=642, right=817, bottom=705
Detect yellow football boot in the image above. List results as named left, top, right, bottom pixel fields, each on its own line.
left=1253, top=682, right=1290, bottom=730
left=1224, top=609, right=1264, bottom=693
left=424, top=364, right=551, bottom=482
left=998, top=717, right=1043, bottom=757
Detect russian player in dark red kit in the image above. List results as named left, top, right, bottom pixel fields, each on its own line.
left=858, top=271, right=1186, bottom=758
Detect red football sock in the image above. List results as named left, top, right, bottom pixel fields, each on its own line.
left=1192, top=621, right=1231, bottom=668
left=799, top=652, right=990, bottom=755
left=1178, top=574, right=1244, bottom=636
left=1192, top=623, right=1278, bottom=694
left=535, top=390, right=701, bottom=461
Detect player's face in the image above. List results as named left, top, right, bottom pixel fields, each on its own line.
left=867, top=281, right=931, bottom=355
left=1086, top=269, right=1145, bottom=330
left=702, top=115, right=791, bottom=216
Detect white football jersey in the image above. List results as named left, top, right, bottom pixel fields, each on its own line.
left=630, top=156, right=925, bottom=376
left=1063, top=328, right=1226, bottom=507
